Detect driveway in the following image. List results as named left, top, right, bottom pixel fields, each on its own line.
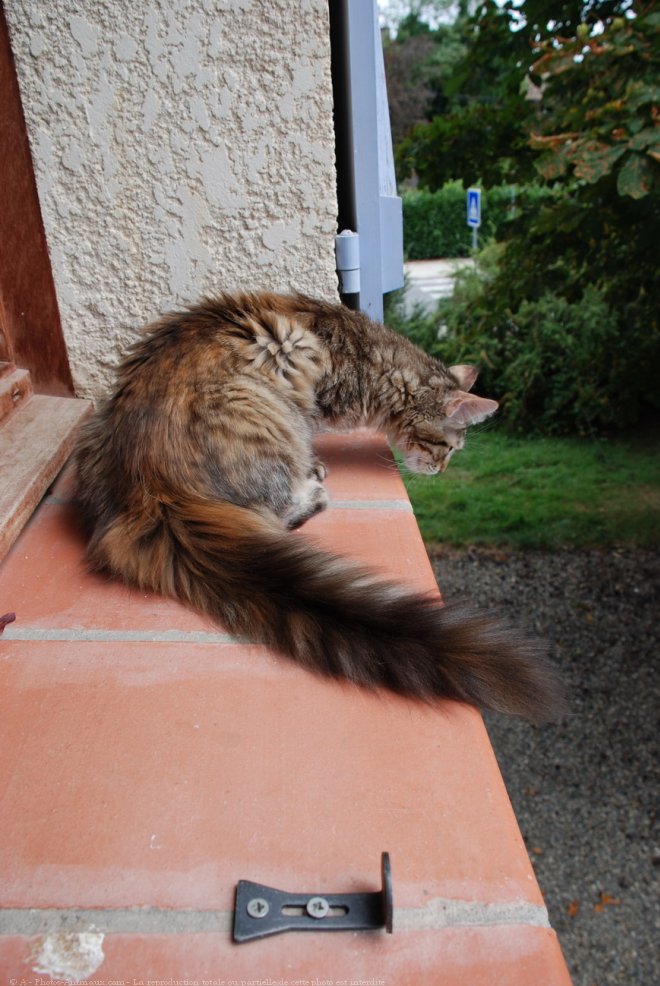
left=403, top=257, right=474, bottom=314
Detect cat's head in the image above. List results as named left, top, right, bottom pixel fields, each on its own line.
left=392, top=364, right=498, bottom=476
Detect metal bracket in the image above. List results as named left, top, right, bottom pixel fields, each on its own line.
left=335, top=229, right=360, bottom=295
left=233, top=852, right=393, bottom=943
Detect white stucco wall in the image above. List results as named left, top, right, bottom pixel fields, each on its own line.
left=5, top=0, right=339, bottom=397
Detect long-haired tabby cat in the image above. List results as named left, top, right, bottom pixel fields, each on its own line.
left=75, top=292, right=560, bottom=720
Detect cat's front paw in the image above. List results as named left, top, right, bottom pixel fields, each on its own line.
left=310, top=458, right=327, bottom=482
left=284, top=477, right=329, bottom=530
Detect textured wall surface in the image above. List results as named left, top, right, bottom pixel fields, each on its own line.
left=5, top=0, right=338, bottom=397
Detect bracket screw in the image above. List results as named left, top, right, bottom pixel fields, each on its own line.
left=306, top=896, right=330, bottom=919
left=246, top=897, right=269, bottom=919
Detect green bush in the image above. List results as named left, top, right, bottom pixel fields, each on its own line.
left=402, top=182, right=551, bottom=259
left=387, top=232, right=660, bottom=436
left=490, top=289, right=623, bottom=434
left=431, top=241, right=660, bottom=436
left=383, top=280, right=442, bottom=353
left=390, top=6, right=660, bottom=437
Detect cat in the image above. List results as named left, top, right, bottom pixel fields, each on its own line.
left=75, top=291, right=561, bottom=720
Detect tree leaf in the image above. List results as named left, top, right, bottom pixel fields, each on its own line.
left=535, top=147, right=571, bottom=180
left=640, top=11, right=660, bottom=29
left=628, top=127, right=660, bottom=152
left=594, top=891, right=621, bottom=913
left=572, top=141, right=627, bottom=183
left=616, top=153, right=655, bottom=198
left=626, top=82, right=660, bottom=112
left=531, top=49, right=579, bottom=76
left=529, top=131, right=578, bottom=151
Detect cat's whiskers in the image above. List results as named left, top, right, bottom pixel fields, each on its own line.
left=375, top=451, right=401, bottom=473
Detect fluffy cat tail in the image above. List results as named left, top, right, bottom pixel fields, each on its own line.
left=95, top=495, right=561, bottom=721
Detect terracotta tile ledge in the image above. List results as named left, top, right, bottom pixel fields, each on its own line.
left=0, top=430, right=571, bottom=984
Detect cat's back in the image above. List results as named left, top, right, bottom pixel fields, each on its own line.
left=76, top=292, right=330, bottom=503
left=115, top=292, right=330, bottom=401
left=113, top=295, right=249, bottom=405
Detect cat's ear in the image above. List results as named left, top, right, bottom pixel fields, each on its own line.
left=450, top=364, right=479, bottom=392
left=444, top=391, right=498, bottom=426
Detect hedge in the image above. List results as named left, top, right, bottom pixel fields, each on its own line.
left=402, top=181, right=552, bottom=259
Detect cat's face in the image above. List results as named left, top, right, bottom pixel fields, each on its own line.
left=391, top=364, right=498, bottom=476
left=400, top=421, right=467, bottom=475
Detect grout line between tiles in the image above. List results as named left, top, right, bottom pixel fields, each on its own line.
left=0, top=908, right=232, bottom=936
left=329, top=499, right=412, bottom=511
left=2, top=628, right=239, bottom=644
left=395, top=899, right=550, bottom=931
left=42, top=496, right=412, bottom=511
left=0, top=900, right=549, bottom=936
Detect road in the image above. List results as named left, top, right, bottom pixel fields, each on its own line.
left=403, top=257, right=474, bottom=314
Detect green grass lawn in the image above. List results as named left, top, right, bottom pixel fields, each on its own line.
left=400, top=425, right=660, bottom=550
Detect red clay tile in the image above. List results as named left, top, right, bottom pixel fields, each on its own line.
left=305, top=505, right=437, bottom=595
left=315, top=430, right=408, bottom=502
left=1, top=639, right=541, bottom=911
left=0, top=432, right=571, bottom=983
left=0, top=499, right=434, bottom=635
left=0, top=495, right=209, bottom=633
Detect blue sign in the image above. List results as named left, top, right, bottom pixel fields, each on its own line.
left=467, top=187, right=481, bottom=228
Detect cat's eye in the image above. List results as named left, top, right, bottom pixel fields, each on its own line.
left=417, top=435, right=449, bottom=450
